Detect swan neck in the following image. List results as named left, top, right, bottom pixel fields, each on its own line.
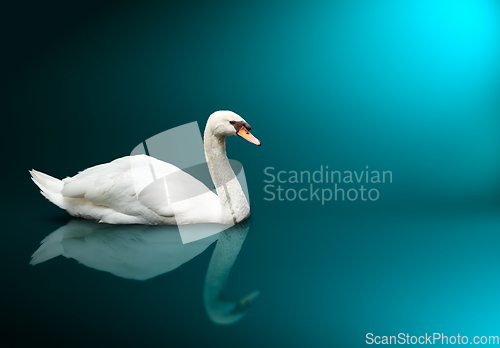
left=203, top=130, right=250, bottom=224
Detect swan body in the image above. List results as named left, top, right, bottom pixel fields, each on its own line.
left=30, top=111, right=260, bottom=225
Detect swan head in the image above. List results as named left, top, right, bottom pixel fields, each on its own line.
left=206, top=289, right=261, bottom=325
left=207, top=110, right=261, bottom=146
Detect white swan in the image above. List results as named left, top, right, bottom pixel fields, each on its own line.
left=30, top=111, right=260, bottom=225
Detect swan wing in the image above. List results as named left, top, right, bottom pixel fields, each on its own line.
left=60, top=155, right=176, bottom=223
left=60, top=155, right=220, bottom=224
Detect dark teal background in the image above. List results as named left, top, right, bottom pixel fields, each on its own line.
left=1, top=0, right=499, bottom=346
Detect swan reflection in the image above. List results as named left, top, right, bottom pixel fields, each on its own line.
left=31, top=219, right=258, bottom=324
left=203, top=219, right=259, bottom=324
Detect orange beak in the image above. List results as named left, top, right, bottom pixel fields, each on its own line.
left=237, top=126, right=261, bottom=146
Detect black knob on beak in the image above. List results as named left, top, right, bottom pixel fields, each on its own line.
left=232, top=121, right=250, bottom=132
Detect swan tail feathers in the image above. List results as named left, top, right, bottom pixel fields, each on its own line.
left=30, top=237, right=64, bottom=265
left=30, top=169, right=65, bottom=209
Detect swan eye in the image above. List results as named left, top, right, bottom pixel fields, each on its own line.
left=229, top=121, right=235, bottom=124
